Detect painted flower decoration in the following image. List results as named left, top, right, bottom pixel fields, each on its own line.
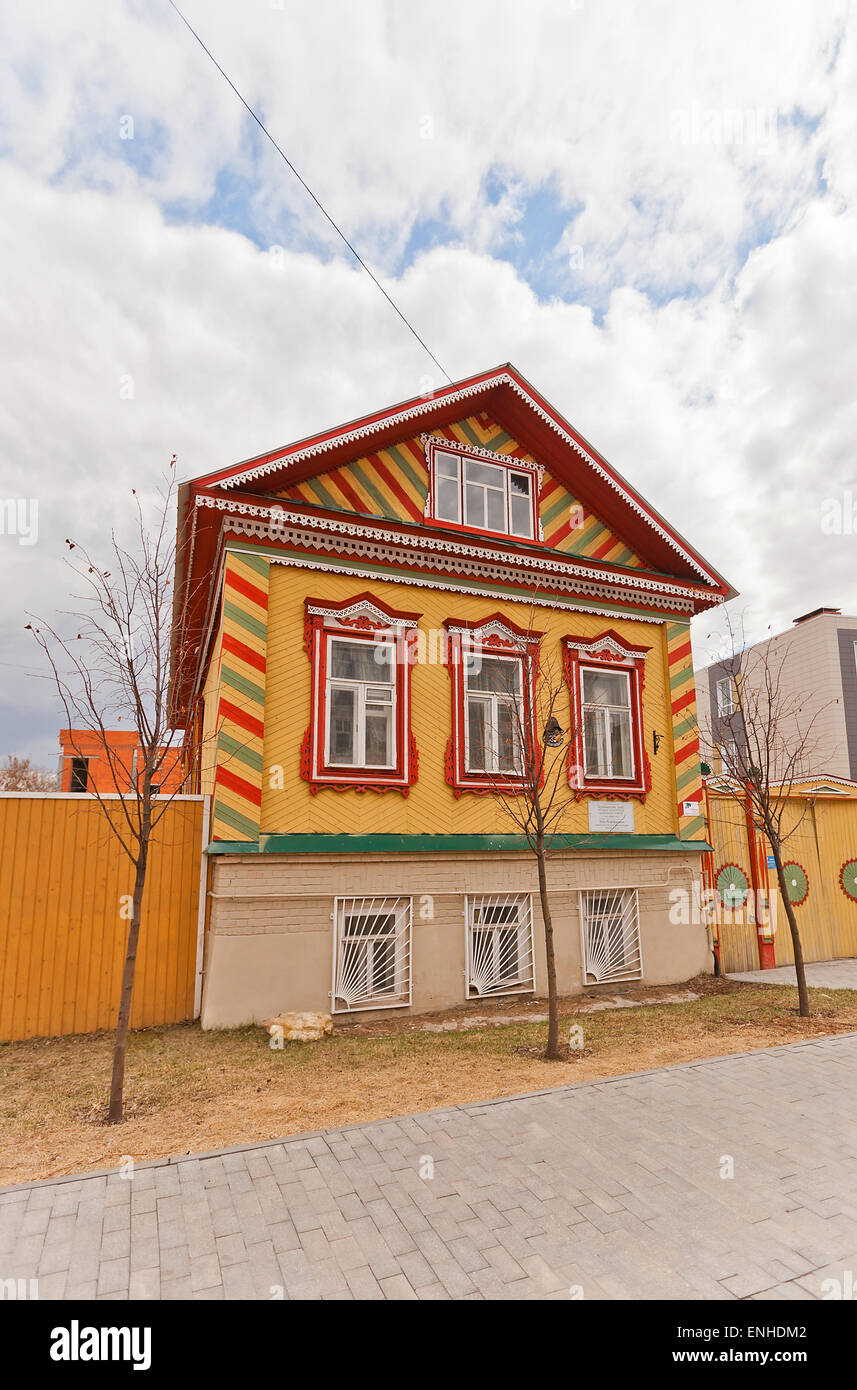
left=781, top=862, right=809, bottom=906
left=840, top=860, right=857, bottom=903
left=716, top=863, right=749, bottom=909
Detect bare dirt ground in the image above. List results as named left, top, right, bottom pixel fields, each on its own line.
left=3, top=974, right=855, bottom=1186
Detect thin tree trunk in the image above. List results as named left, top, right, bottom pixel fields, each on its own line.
left=108, top=850, right=148, bottom=1123
left=769, top=840, right=810, bottom=1018
left=535, top=836, right=561, bottom=1060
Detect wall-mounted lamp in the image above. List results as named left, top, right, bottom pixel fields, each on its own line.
left=652, top=731, right=664, bottom=755
left=542, top=716, right=564, bottom=747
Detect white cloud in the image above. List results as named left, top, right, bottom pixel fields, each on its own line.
left=1, top=0, right=856, bottom=759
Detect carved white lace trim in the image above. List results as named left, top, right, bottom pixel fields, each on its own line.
left=212, top=372, right=716, bottom=582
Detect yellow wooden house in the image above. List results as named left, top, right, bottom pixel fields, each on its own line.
left=171, top=364, right=734, bottom=1025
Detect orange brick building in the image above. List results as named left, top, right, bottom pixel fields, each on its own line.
left=58, top=729, right=185, bottom=794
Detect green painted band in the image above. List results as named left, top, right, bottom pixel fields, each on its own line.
left=216, top=730, right=264, bottom=774
left=207, top=832, right=713, bottom=855
left=211, top=799, right=260, bottom=840
left=220, top=665, right=266, bottom=707
left=240, top=552, right=271, bottom=580
left=223, top=599, right=268, bottom=644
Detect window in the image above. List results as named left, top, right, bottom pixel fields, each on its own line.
left=332, top=896, right=411, bottom=1012
left=581, top=667, right=633, bottom=779
left=444, top=615, right=542, bottom=795
left=466, top=895, right=535, bottom=997
left=579, top=888, right=643, bottom=984
left=562, top=632, right=650, bottom=799
left=326, top=637, right=395, bottom=769
left=716, top=676, right=735, bottom=717
left=464, top=653, right=523, bottom=775
left=425, top=439, right=537, bottom=540
left=69, top=757, right=89, bottom=793
left=720, top=738, right=739, bottom=775
left=302, top=594, right=420, bottom=793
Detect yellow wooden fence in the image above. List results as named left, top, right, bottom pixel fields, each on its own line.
left=706, top=784, right=857, bottom=974
left=0, top=795, right=207, bottom=1041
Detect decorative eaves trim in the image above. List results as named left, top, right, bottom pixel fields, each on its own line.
left=211, top=372, right=717, bottom=584
left=194, top=494, right=720, bottom=605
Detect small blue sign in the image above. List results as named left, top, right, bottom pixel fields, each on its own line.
left=766, top=855, right=776, bottom=868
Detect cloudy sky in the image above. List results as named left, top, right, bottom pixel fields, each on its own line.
left=2, top=0, right=855, bottom=765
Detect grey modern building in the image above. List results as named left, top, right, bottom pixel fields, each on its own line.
left=695, top=607, right=857, bottom=781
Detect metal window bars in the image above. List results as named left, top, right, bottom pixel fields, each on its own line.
left=465, top=894, right=536, bottom=997
left=579, top=888, right=643, bottom=984
left=331, top=896, right=412, bottom=1013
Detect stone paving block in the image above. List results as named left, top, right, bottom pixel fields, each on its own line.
left=96, top=1257, right=130, bottom=1295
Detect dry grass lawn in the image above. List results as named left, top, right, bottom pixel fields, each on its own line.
left=3, top=974, right=856, bottom=1187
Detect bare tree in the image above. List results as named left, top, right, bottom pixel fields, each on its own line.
left=27, top=458, right=201, bottom=1122
left=465, top=622, right=581, bottom=1061
left=698, top=614, right=832, bottom=1017
left=0, top=755, right=58, bottom=791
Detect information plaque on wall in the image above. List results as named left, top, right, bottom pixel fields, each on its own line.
left=587, top=800, right=634, bottom=833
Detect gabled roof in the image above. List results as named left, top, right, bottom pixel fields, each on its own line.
left=171, top=364, right=736, bottom=720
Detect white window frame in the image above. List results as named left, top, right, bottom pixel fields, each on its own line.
left=720, top=737, right=739, bottom=775
left=581, top=666, right=634, bottom=780
left=463, top=652, right=524, bottom=775
left=465, top=894, right=536, bottom=997
left=579, top=888, right=643, bottom=985
left=430, top=447, right=536, bottom=540
left=331, top=896, right=412, bottom=1013
left=324, top=634, right=397, bottom=770
left=716, top=676, right=735, bottom=717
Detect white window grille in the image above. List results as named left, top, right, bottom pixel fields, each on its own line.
left=716, top=676, right=735, bottom=717
left=465, top=894, right=535, bottom=997
left=332, top=896, right=412, bottom=1013
left=579, top=888, right=643, bottom=984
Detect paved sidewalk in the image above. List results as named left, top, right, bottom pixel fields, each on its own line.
left=729, top=958, right=857, bottom=989
left=3, top=1034, right=857, bottom=1301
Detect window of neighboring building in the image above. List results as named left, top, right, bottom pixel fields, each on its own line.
left=716, top=675, right=735, bottom=716
left=425, top=438, right=538, bottom=541
left=69, top=757, right=89, bottom=793
left=466, top=894, right=535, bottom=997
left=443, top=615, right=542, bottom=796
left=720, top=738, right=739, bottom=775
left=302, top=594, right=420, bottom=794
left=562, top=632, right=651, bottom=799
left=332, top=896, right=412, bottom=1012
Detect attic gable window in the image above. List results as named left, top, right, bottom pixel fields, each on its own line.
left=423, top=437, right=538, bottom=541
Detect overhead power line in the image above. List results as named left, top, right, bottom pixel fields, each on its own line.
left=166, top=0, right=453, bottom=384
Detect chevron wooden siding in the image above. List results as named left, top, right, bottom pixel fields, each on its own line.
left=212, top=550, right=270, bottom=841
left=260, top=565, right=675, bottom=838
left=277, top=413, right=645, bottom=568
left=666, top=620, right=706, bottom=840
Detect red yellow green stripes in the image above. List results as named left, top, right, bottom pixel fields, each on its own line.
left=279, top=438, right=428, bottom=522
left=277, top=411, right=644, bottom=568
left=212, top=551, right=269, bottom=842
left=666, top=620, right=706, bottom=840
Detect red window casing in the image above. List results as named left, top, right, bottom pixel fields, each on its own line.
left=562, top=630, right=651, bottom=801
left=443, top=613, right=543, bottom=797
left=301, top=592, right=420, bottom=795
